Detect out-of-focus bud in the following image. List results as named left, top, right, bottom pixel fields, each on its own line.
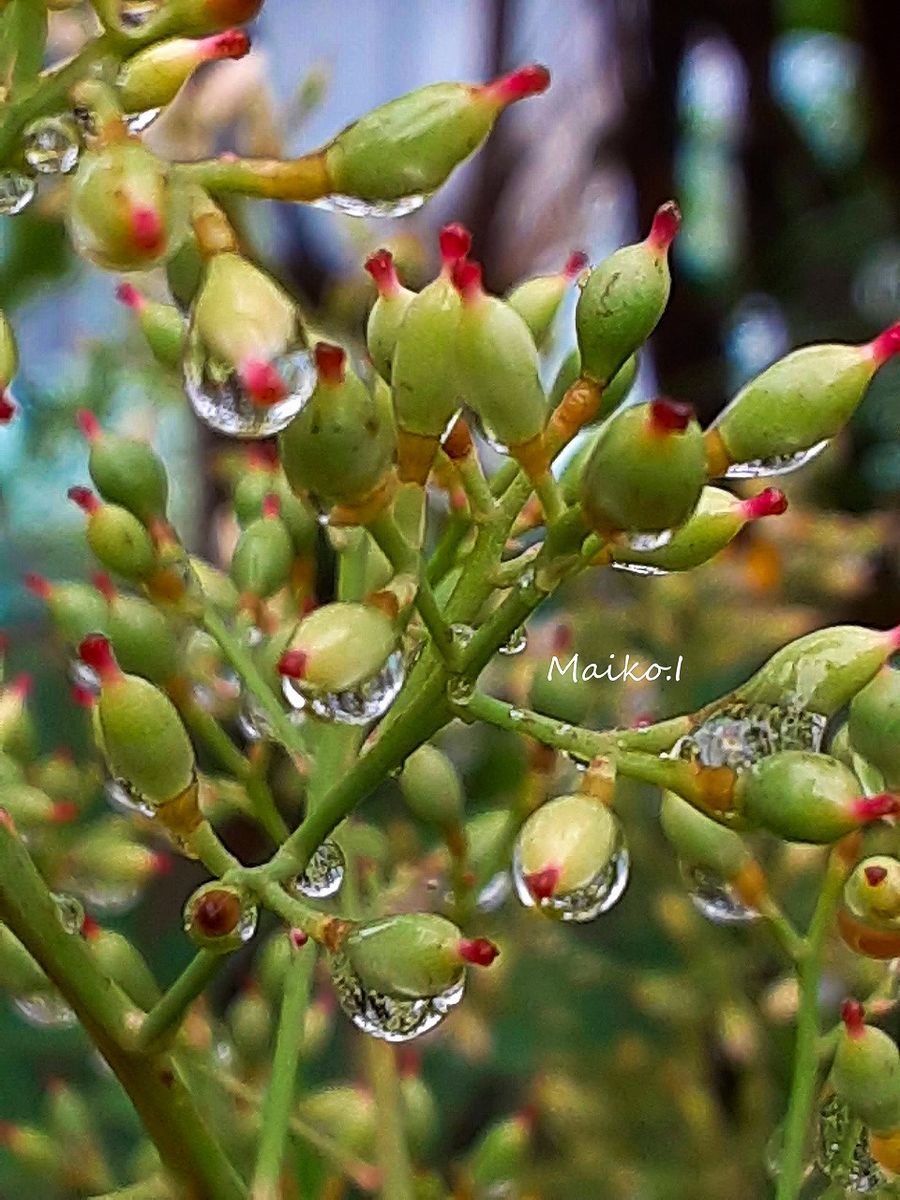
left=117, top=29, right=250, bottom=113
left=849, top=668, right=900, bottom=789
left=0, top=784, right=76, bottom=829
left=67, top=488, right=157, bottom=581
left=77, top=411, right=169, bottom=525
left=399, top=743, right=465, bottom=841
left=344, top=913, right=497, bottom=999
left=576, top=202, right=679, bottom=385
left=229, top=495, right=294, bottom=604
left=183, top=881, right=257, bottom=952
left=85, top=925, right=162, bottom=1010
left=47, top=1079, right=113, bottom=1195
left=24, top=575, right=108, bottom=645
left=116, top=283, right=186, bottom=369
left=464, top=1112, right=531, bottom=1192
left=0, top=1122, right=63, bottom=1178
left=831, top=999, right=900, bottom=1134
left=298, top=1085, right=376, bottom=1155
left=660, top=790, right=750, bottom=880
left=0, top=675, right=35, bottom=762
left=164, top=0, right=263, bottom=36
left=97, top=577, right=179, bottom=685
left=507, top=251, right=587, bottom=348
left=0, top=308, right=17, bottom=422
left=365, top=248, right=416, bottom=382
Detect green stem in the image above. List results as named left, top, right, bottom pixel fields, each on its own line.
left=776, top=849, right=849, bottom=1200
left=189, top=819, right=242, bottom=876
left=363, top=1038, right=414, bottom=1200
left=135, top=950, right=225, bottom=1053
left=175, top=153, right=331, bottom=202
left=756, top=896, right=808, bottom=966
left=251, top=938, right=316, bottom=1200
left=426, top=512, right=470, bottom=585
left=454, top=452, right=496, bottom=522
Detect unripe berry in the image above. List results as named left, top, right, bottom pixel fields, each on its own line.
left=77, top=411, right=169, bottom=524
left=68, top=487, right=157, bottom=581
left=279, top=343, right=395, bottom=510
left=68, top=139, right=187, bottom=272
left=184, top=882, right=257, bottom=952
left=849, top=667, right=900, bottom=789
left=278, top=601, right=398, bottom=695
left=507, top=251, right=588, bottom=348
left=229, top=495, right=294, bottom=602
left=99, top=579, right=179, bottom=685
left=576, top=202, right=680, bottom=385
left=116, top=283, right=186, bottom=369
left=610, top=486, right=787, bottom=573
left=344, top=913, right=497, bottom=1000
left=117, top=29, right=250, bottom=113
left=24, top=574, right=108, bottom=645
left=79, top=635, right=196, bottom=810
left=580, top=399, right=706, bottom=537
left=831, top=1000, right=900, bottom=1133
left=734, top=751, right=897, bottom=843
left=364, top=249, right=415, bottom=382
left=706, top=322, right=900, bottom=475
left=399, top=743, right=465, bottom=834
left=659, top=790, right=750, bottom=880
left=453, top=260, right=549, bottom=479
left=323, top=65, right=549, bottom=203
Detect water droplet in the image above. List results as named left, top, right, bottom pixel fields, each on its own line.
left=282, top=649, right=404, bottom=726
left=182, top=892, right=258, bottom=948
left=0, top=171, right=35, bottom=216
left=125, top=108, right=161, bottom=134
left=237, top=694, right=273, bottom=742
left=51, top=892, right=85, bottom=934
left=723, top=441, right=828, bottom=479
left=329, top=950, right=464, bottom=1042
left=512, top=819, right=630, bottom=923
left=498, top=627, right=528, bottom=657
left=611, top=560, right=670, bottom=578
left=816, top=1093, right=887, bottom=1193
left=681, top=862, right=760, bottom=925
left=67, top=878, right=142, bottom=916
left=23, top=116, right=80, bottom=175
left=118, top=0, right=161, bottom=28
left=12, top=991, right=77, bottom=1029
left=476, top=870, right=512, bottom=912
left=624, top=529, right=673, bottom=552
left=241, top=625, right=264, bottom=649
left=310, top=193, right=426, bottom=219
left=292, top=840, right=345, bottom=900
left=671, top=701, right=825, bottom=772
left=104, top=778, right=155, bottom=819
left=68, top=655, right=101, bottom=696
left=183, top=330, right=317, bottom=439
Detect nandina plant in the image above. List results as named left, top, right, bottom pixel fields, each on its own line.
left=1, top=4, right=900, bottom=1199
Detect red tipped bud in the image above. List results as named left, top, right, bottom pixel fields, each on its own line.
left=841, top=998, right=866, bottom=1037
left=451, top=258, right=483, bottom=303
left=869, top=322, right=900, bottom=366
left=51, top=801, right=79, bottom=824
left=71, top=685, right=96, bottom=708
left=563, top=251, right=589, bottom=280
left=277, top=649, right=308, bottom=679
left=150, top=852, right=171, bottom=875
left=313, top=342, right=347, bottom=386
left=523, top=866, right=560, bottom=901
left=364, top=249, right=401, bottom=297
left=77, top=634, right=120, bottom=682
left=482, top=64, right=551, bottom=106
left=81, top=915, right=101, bottom=939
left=202, top=28, right=250, bottom=59
left=130, top=206, right=165, bottom=254
left=647, top=201, right=681, bottom=254
left=439, top=222, right=472, bottom=268
left=246, top=441, right=280, bottom=471
left=8, top=674, right=31, bottom=699
left=76, top=409, right=101, bottom=442
left=853, top=793, right=900, bottom=822
left=67, top=485, right=100, bottom=514
left=0, top=392, right=15, bottom=423
left=239, top=358, right=288, bottom=407
left=458, top=937, right=500, bottom=967
left=742, top=488, right=789, bottom=520
left=115, top=282, right=144, bottom=311
left=865, top=865, right=889, bottom=887
left=92, top=573, right=117, bottom=602
left=289, top=928, right=309, bottom=949
left=648, top=397, right=693, bottom=435
left=23, top=573, right=51, bottom=600
left=261, top=493, right=281, bottom=518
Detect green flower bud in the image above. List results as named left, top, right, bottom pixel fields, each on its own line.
left=734, top=751, right=897, bottom=843
left=279, top=344, right=395, bottom=510
left=232, top=443, right=280, bottom=525
left=0, top=783, right=76, bottom=828
left=117, top=29, right=250, bottom=113
left=0, top=1123, right=62, bottom=1177
left=507, top=251, right=587, bottom=348
left=278, top=602, right=398, bottom=694
left=31, top=750, right=98, bottom=807
left=610, top=486, right=788, bottom=573
left=832, top=1000, right=900, bottom=1133
left=0, top=675, right=35, bottom=762
left=298, top=1086, right=375, bottom=1156
left=705, top=323, right=900, bottom=476
left=85, top=926, right=162, bottom=1010
left=736, top=625, right=900, bottom=717
left=116, top=282, right=186, bottom=368
left=68, top=488, right=157, bottom=581
left=228, top=985, right=270, bottom=1062
left=659, top=790, right=750, bottom=878
left=576, top=202, right=680, bottom=385
left=453, top=260, right=549, bottom=480
left=0, top=922, right=50, bottom=996
left=77, top=411, right=169, bottom=524
left=229, top=495, right=294, bottom=601
left=79, top=635, right=195, bottom=809
left=580, top=398, right=706, bottom=537
left=67, top=819, right=168, bottom=891
left=24, top=574, right=108, bottom=645
left=391, top=224, right=471, bottom=484
left=364, top=249, right=416, bottom=382
left=68, top=137, right=187, bottom=271
left=0, top=308, right=17, bottom=421
left=161, top=0, right=263, bottom=36
left=323, top=65, right=549, bottom=203
left=184, top=881, right=257, bottom=952
left=846, top=857, right=900, bottom=925
left=399, top=743, right=464, bottom=834
left=189, top=556, right=239, bottom=613
left=466, top=1113, right=531, bottom=1192
left=344, top=913, right=497, bottom=1000
left=97, top=579, right=180, bottom=685
left=849, top=667, right=900, bottom=789
left=463, top=809, right=510, bottom=882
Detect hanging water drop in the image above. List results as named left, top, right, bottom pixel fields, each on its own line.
left=498, top=626, right=528, bottom=657
left=104, top=777, right=155, bottom=819
left=292, top=840, right=346, bottom=900
left=22, top=117, right=80, bottom=176
left=611, top=560, right=670, bottom=578
left=237, top=694, right=273, bottom=742
left=68, top=656, right=101, bottom=697
left=282, top=649, right=404, bottom=726
left=671, top=701, right=825, bottom=774
left=0, top=171, right=35, bottom=216
left=623, top=528, right=673, bottom=552
left=12, top=991, right=77, bottom=1030
left=328, top=950, right=464, bottom=1043
left=67, top=877, right=143, bottom=917
left=125, top=108, right=162, bottom=135
left=815, top=1093, right=887, bottom=1193
left=310, top=193, right=426, bottom=219
left=680, top=862, right=760, bottom=925
left=476, top=870, right=512, bottom=913
left=724, top=441, right=828, bottom=479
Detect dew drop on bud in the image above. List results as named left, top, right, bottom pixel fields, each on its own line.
left=292, top=840, right=346, bottom=900
left=183, top=885, right=258, bottom=950
left=815, top=1093, right=886, bottom=1193
left=237, top=693, right=273, bottom=742
left=512, top=815, right=630, bottom=922
left=680, top=862, right=760, bottom=925
left=68, top=656, right=101, bottom=698
left=118, top=0, right=161, bottom=28
left=12, top=991, right=77, bottom=1030
left=476, top=871, right=512, bottom=912
left=311, top=193, right=427, bottom=219
left=281, top=650, right=404, bottom=726
left=65, top=876, right=143, bottom=917
left=611, top=560, right=670, bottom=578
left=104, top=777, right=155, bottom=819
left=623, top=529, right=673, bottom=553
left=671, top=701, right=825, bottom=774
left=328, top=951, right=464, bottom=1043
left=125, top=108, right=162, bottom=135
left=22, top=117, right=80, bottom=176
left=0, top=171, right=36, bottom=216
left=724, top=441, right=828, bottom=479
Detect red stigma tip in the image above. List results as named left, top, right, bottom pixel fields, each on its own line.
left=647, top=201, right=681, bottom=253
left=364, top=249, right=401, bottom=297
left=81, top=915, right=100, bottom=939
left=130, top=206, right=165, bottom=254
left=24, top=573, right=51, bottom=600
left=76, top=409, right=101, bottom=442
left=524, top=865, right=560, bottom=901
left=841, top=998, right=866, bottom=1037
left=865, top=865, right=889, bottom=887
left=51, top=801, right=79, bottom=824
left=262, top=493, right=281, bottom=518
left=648, top=397, right=693, bottom=434
left=289, top=928, right=309, bottom=949
left=205, top=28, right=251, bottom=59
left=313, top=342, right=347, bottom=385
left=0, top=391, right=15, bottom=423
left=92, top=572, right=117, bottom=603
left=563, top=251, right=589, bottom=280
left=71, top=685, right=96, bottom=708
left=240, top=358, right=288, bottom=407
left=150, top=852, right=172, bottom=876
left=67, top=485, right=99, bottom=514
left=439, top=222, right=472, bottom=267
left=277, top=649, right=308, bottom=679
left=246, top=441, right=279, bottom=471
left=854, top=793, right=900, bottom=822
left=451, top=258, right=483, bottom=302
left=0, top=809, right=15, bottom=834
left=483, top=63, right=551, bottom=106
left=743, top=488, right=789, bottom=520
left=9, top=673, right=32, bottom=699
left=869, top=322, right=900, bottom=366
left=458, top=937, right=499, bottom=967
left=115, top=282, right=143, bottom=311
left=78, top=634, right=120, bottom=681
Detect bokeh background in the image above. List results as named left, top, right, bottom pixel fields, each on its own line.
left=2, top=0, right=900, bottom=1196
